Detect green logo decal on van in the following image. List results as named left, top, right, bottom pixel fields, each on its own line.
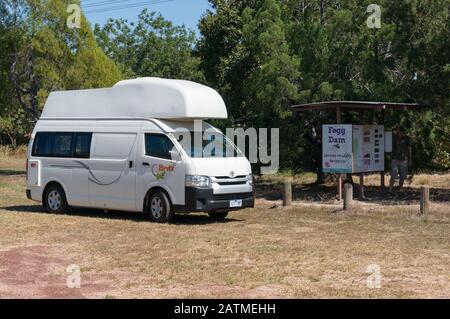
left=151, top=164, right=176, bottom=180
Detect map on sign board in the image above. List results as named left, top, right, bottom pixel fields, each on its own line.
left=322, top=124, right=353, bottom=173
left=352, top=125, right=384, bottom=173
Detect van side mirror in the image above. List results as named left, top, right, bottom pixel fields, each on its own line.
left=169, top=149, right=181, bottom=162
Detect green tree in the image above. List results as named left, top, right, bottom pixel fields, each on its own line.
left=240, top=0, right=300, bottom=127
left=0, top=0, right=121, bottom=143
left=198, top=0, right=258, bottom=125
left=94, top=9, right=203, bottom=82
left=200, top=0, right=449, bottom=175
left=199, top=0, right=299, bottom=125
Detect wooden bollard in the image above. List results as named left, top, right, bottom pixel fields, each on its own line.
left=282, top=180, right=292, bottom=207
left=343, top=183, right=353, bottom=211
left=420, top=186, right=430, bottom=215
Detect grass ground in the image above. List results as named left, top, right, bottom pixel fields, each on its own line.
left=0, top=153, right=449, bottom=298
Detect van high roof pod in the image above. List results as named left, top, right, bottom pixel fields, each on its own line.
left=40, top=77, right=228, bottom=120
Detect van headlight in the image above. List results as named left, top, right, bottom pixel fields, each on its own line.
left=247, top=174, right=253, bottom=185
left=186, top=175, right=211, bottom=188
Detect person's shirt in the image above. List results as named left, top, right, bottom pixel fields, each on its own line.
left=392, top=134, right=411, bottom=161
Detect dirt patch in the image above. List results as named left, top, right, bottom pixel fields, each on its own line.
left=0, top=245, right=110, bottom=298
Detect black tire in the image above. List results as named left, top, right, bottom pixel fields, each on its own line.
left=208, top=212, right=228, bottom=219
left=147, top=190, right=174, bottom=223
left=44, top=184, right=68, bottom=213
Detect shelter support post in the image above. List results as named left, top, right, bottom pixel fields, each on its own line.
left=358, top=110, right=365, bottom=198
left=338, top=176, right=342, bottom=200
left=380, top=108, right=386, bottom=193
left=359, top=174, right=365, bottom=198
left=336, top=107, right=342, bottom=200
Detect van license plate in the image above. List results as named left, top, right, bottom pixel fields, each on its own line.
left=229, top=200, right=242, bottom=208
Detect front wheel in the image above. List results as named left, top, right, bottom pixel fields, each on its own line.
left=208, top=212, right=228, bottom=219
left=148, top=190, right=174, bottom=223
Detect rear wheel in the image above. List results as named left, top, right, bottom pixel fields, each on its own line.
left=148, top=190, right=173, bottom=223
left=208, top=212, right=228, bottom=219
left=44, top=184, right=68, bottom=213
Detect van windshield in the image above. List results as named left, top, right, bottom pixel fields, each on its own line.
left=172, top=131, right=243, bottom=158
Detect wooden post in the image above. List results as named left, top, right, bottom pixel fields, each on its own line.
left=344, top=183, right=353, bottom=210
left=336, top=106, right=342, bottom=200
left=420, top=186, right=430, bottom=215
left=283, top=180, right=292, bottom=207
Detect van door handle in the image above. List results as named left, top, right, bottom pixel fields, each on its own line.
left=142, top=162, right=150, bottom=166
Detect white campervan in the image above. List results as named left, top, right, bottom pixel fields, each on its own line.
left=26, top=78, right=254, bottom=222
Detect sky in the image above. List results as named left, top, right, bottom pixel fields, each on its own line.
left=81, top=0, right=212, bottom=36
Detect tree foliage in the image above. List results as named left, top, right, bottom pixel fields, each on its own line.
left=0, top=0, right=448, bottom=173
left=0, top=0, right=121, bottom=145
left=94, top=9, right=203, bottom=82
left=199, top=0, right=450, bottom=172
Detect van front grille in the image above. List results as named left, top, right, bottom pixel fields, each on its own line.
left=215, top=175, right=246, bottom=179
left=216, top=181, right=247, bottom=186
left=213, top=192, right=253, bottom=201
left=212, top=175, right=248, bottom=186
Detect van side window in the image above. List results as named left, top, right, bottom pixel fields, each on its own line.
left=32, top=132, right=92, bottom=158
left=73, top=133, right=93, bottom=158
left=53, top=133, right=73, bottom=157
left=145, top=134, right=175, bottom=160
left=32, top=132, right=73, bottom=158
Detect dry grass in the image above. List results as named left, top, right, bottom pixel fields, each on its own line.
left=0, top=146, right=26, bottom=173
left=257, top=172, right=317, bottom=186
left=0, top=155, right=449, bottom=299
left=258, top=171, right=450, bottom=191
left=0, top=145, right=27, bottom=158
left=361, top=172, right=450, bottom=190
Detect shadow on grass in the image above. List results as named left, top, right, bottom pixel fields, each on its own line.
left=1, top=204, right=243, bottom=225
left=0, top=169, right=25, bottom=176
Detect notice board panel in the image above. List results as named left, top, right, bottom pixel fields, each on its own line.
left=322, top=124, right=353, bottom=173
left=322, top=124, right=385, bottom=174
left=352, top=125, right=384, bottom=173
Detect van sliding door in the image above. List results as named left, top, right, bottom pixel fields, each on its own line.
left=89, top=133, right=137, bottom=211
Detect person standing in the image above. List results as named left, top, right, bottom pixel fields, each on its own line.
left=389, top=126, right=412, bottom=193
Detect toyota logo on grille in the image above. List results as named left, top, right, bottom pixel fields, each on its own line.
left=229, top=171, right=235, bottom=178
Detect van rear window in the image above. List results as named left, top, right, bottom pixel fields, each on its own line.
left=32, top=132, right=92, bottom=158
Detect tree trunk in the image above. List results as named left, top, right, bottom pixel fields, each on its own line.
left=316, top=149, right=324, bottom=184
left=320, top=0, right=325, bottom=24
left=6, top=131, right=17, bottom=148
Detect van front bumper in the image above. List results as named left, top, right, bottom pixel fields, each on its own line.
left=174, top=187, right=254, bottom=213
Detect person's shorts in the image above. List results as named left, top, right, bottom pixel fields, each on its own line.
left=391, top=159, right=408, bottom=180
